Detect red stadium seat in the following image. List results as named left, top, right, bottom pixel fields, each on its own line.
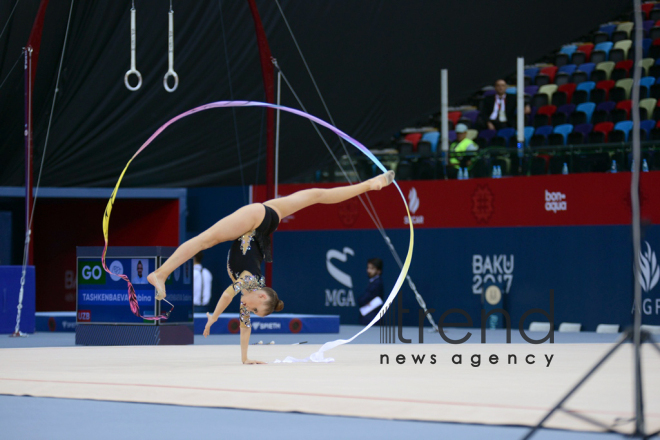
left=557, top=83, right=577, bottom=103
left=540, top=66, right=558, bottom=83
left=576, top=44, right=594, bottom=61
left=537, top=105, right=557, bottom=116
left=612, top=60, right=634, bottom=80
left=593, top=122, right=615, bottom=142
left=595, top=80, right=616, bottom=101
left=614, top=100, right=632, bottom=120
left=643, top=3, right=654, bottom=19
left=448, top=111, right=462, bottom=127
left=404, top=133, right=423, bottom=150
left=615, top=60, right=633, bottom=70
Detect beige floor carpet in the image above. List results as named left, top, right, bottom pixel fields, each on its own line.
left=1, top=342, right=658, bottom=433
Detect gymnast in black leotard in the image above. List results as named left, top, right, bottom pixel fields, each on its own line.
left=147, top=170, right=394, bottom=364
left=227, top=204, right=279, bottom=282
left=227, top=205, right=279, bottom=330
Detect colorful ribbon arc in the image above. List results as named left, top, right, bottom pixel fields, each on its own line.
left=102, top=101, right=414, bottom=354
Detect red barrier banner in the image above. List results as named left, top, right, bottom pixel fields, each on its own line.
left=252, top=172, right=660, bottom=230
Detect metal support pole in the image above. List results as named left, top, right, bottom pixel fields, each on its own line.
left=24, top=47, right=33, bottom=266
left=440, top=69, right=449, bottom=173
left=275, top=71, right=282, bottom=198
left=516, top=57, right=525, bottom=174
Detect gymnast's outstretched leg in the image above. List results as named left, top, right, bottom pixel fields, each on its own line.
left=147, top=203, right=266, bottom=298
left=264, top=170, right=394, bottom=219
left=147, top=170, right=394, bottom=298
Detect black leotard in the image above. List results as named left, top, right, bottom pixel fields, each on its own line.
left=227, top=204, right=279, bottom=280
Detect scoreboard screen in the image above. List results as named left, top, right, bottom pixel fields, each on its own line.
left=77, top=253, right=193, bottom=325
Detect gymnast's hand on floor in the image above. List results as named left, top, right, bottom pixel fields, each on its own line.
left=243, top=359, right=267, bottom=365
left=203, top=312, right=218, bottom=337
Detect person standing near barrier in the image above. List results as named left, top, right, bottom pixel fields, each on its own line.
left=193, top=251, right=213, bottom=313
left=358, top=258, right=384, bottom=325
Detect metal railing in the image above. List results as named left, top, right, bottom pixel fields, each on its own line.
left=308, top=140, right=660, bottom=182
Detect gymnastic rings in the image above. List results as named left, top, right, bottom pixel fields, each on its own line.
left=124, top=6, right=142, bottom=91
left=163, top=8, right=178, bottom=92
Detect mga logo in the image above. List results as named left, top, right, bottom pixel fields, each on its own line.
left=78, top=261, right=105, bottom=284
left=325, top=247, right=356, bottom=307
left=640, top=241, right=659, bottom=292
left=545, top=190, right=567, bottom=213
left=404, top=187, right=424, bottom=225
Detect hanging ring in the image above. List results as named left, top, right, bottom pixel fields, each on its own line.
left=163, top=10, right=178, bottom=92
left=125, top=70, right=142, bottom=91
left=125, top=7, right=142, bottom=91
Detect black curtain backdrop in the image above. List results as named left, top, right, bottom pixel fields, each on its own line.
left=0, top=0, right=630, bottom=187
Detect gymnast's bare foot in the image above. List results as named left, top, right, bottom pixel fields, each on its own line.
left=369, top=170, right=395, bottom=191
left=147, top=272, right=167, bottom=300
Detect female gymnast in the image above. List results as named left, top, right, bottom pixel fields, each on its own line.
left=147, top=170, right=395, bottom=364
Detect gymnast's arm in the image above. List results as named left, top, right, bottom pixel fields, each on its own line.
left=240, top=324, right=264, bottom=364
left=202, top=285, right=234, bottom=337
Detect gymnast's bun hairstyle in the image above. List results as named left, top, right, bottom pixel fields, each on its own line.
left=262, top=287, right=284, bottom=315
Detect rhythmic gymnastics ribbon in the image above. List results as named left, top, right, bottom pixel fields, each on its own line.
left=102, top=101, right=413, bottom=351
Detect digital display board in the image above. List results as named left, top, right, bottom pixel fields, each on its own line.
left=77, top=253, right=192, bottom=325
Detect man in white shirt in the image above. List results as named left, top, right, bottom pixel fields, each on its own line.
left=132, top=260, right=148, bottom=284
left=478, top=79, right=531, bottom=131
left=193, top=252, right=212, bottom=308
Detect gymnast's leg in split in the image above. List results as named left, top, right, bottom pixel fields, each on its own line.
left=147, top=170, right=395, bottom=299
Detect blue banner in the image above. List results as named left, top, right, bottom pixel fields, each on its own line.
left=271, top=226, right=660, bottom=331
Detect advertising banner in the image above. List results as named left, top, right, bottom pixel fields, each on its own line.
left=254, top=173, right=660, bottom=330
left=77, top=252, right=193, bottom=325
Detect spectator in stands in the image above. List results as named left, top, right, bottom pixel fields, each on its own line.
left=478, top=79, right=530, bottom=131
left=449, top=123, right=478, bottom=169
left=193, top=251, right=213, bottom=312
left=358, top=258, right=384, bottom=325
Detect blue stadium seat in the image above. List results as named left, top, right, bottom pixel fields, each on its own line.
left=576, top=102, right=596, bottom=123
left=497, top=127, right=516, bottom=144
left=553, top=124, right=574, bottom=144
left=524, top=126, right=535, bottom=146
left=640, top=119, right=656, bottom=139
left=560, top=45, right=577, bottom=56
left=642, top=38, right=652, bottom=58
left=613, top=120, right=633, bottom=141
left=558, top=64, right=577, bottom=75
left=530, top=125, right=553, bottom=147
left=576, top=81, right=596, bottom=99
left=506, top=87, right=517, bottom=94
left=641, top=76, right=655, bottom=96
left=594, top=42, right=614, bottom=57
left=577, top=62, right=596, bottom=78
left=524, top=85, right=539, bottom=96
left=421, top=132, right=440, bottom=152
left=524, top=67, right=540, bottom=82
left=599, top=24, right=617, bottom=38
left=535, top=125, right=554, bottom=137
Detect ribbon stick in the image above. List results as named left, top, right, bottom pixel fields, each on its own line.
left=102, top=101, right=413, bottom=347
